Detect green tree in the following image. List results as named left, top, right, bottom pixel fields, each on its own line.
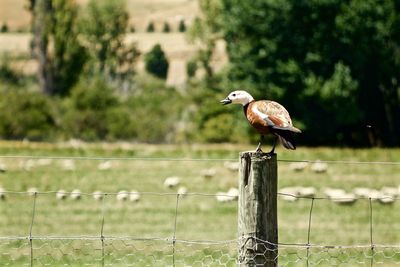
left=162, top=22, right=171, bottom=33
left=178, top=19, right=186, bottom=32
left=202, top=0, right=400, bottom=146
left=29, top=0, right=86, bottom=96
left=0, top=22, right=8, bottom=32
left=79, top=0, right=139, bottom=84
left=144, top=44, right=169, bottom=79
left=146, top=21, right=155, bottom=32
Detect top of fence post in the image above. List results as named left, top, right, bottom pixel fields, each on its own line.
left=238, top=152, right=278, bottom=267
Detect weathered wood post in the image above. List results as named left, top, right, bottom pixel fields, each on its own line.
left=238, top=152, right=278, bottom=267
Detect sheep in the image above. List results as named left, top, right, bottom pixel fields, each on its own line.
left=164, top=177, right=180, bottom=188
left=21, top=159, right=35, bottom=171
left=129, top=191, right=140, bottom=202
left=311, top=160, right=328, bottom=173
left=215, top=192, right=235, bottom=203
left=224, top=161, right=239, bottom=172
left=61, top=159, right=75, bottom=171
left=177, top=186, right=188, bottom=196
left=378, top=194, right=395, bottom=205
left=289, top=162, right=308, bottom=172
left=37, top=158, right=52, bottom=166
left=56, top=190, right=68, bottom=200
left=98, top=161, right=112, bottom=171
left=323, top=188, right=346, bottom=199
left=116, top=190, right=129, bottom=201
left=27, top=187, right=38, bottom=197
left=201, top=169, right=216, bottom=179
left=70, top=189, right=82, bottom=200
left=0, top=162, right=7, bottom=173
left=380, top=187, right=399, bottom=198
left=0, top=187, right=6, bottom=200
left=92, top=191, right=104, bottom=201
left=298, top=187, right=317, bottom=198
left=278, top=187, right=300, bottom=202
left=353, top=187, right=373, bottom=198
left=226, top=187, right=239, bottom=200
left=331, top=193, right=357, bottom=205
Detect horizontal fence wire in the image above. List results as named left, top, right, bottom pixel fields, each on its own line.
left=0, top=155, right=399, bottom=266
left=0, top=154, right=400, bottom=165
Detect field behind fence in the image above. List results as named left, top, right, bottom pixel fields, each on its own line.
left=0, top=144, right=399, bottom=266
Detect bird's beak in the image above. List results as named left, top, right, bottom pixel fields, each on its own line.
left=220, top=98, right=232, bottom=105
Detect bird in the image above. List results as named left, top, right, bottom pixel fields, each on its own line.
left=220, top=90, right=301, bottom=154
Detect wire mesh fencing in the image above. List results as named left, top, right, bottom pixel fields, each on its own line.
left=0, top=154, right=399, bottom=266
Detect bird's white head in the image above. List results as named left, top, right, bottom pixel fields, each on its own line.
left=220, top=90, right=254, bottom=106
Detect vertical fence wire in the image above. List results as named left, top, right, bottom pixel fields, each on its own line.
left=172, top=193, right=181, bottom=267
left=100, top=193, right=106, bottom=267
left=306, top=197, right=315, bottom=267
left=29, top=192, right=37, bottom=267
left=369, top=197, right=374, bottom=267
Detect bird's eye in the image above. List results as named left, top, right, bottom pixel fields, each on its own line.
left=232, top=93, right=236, bottom=97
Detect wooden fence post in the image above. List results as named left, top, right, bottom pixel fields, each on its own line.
left=238, top=152, right=278, bottom=267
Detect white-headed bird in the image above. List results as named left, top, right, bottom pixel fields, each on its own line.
left=220, top=90, right=301, bottom=154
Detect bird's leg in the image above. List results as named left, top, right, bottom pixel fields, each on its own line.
left=256, top=135, right=264, bottom=153
left=267, top=136, right=278, bottom=155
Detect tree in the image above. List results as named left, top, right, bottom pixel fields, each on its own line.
left=201, top=0, right=400, bottom=146
left=162, top=22, right=171, bottom=33
left=144, top=44, right=169, bottom=79
left=79, top=0, right=139, bottom=86
left=29, top=0, right=86, bottom=96
left=146, top=21, right=155, bottom=32
left=187, top=0, right=224, bottom=87
left=178, top=19, right=186, bottom=32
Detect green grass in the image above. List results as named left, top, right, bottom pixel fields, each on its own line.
left=0, top=141, right=399, bottom=266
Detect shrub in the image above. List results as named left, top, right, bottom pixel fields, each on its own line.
left=144, top=44, right=169, bottom=79
left=162, top=22, right=171, bottom=33
left=178, top=19, right=186, bottom=32
left=186, top=58, right=198, bottom=78
left=0, top=22, right=8, bottom=33
left=0, top=90, right=56, bottom=140
left=146, top=21, right=155, bottom=32
left=62, top=77, right=119, bottom=140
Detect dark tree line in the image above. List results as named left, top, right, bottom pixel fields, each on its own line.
left=198, top=0, right=400, bottom=146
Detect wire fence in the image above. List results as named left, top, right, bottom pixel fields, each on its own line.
left=0, top=154, right=399, bottom=266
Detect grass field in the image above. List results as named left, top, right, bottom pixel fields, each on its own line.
left=0, top=141, right=399, bottom=265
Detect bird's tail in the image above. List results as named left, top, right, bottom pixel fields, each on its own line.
left=273, top=128, right=300, bottom=150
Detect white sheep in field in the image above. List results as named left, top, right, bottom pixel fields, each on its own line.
left=70, top=189, right=82, bottom=200
left=224, top=162, right=239, bottom=172
left=201, top=169, right=216, bottom=179
left=116, top=190, right=129, bottom=201
left=226, top=187, right=239, bottom=200
left=216, top=192, right=235, bottom=203
left=177, top=186, right=188, bottom=196
left=0, top=162, right=7, bottom=173
left=298, top=187, right=316, bottom=198
left=92, top=191, right=104, bottom=201
left=323, top=188, right=346, bottom=199
left=56, top=190, right=68, bottom=200
left=278, top=187, right=300, bottom=202
left=37, top=158, right=52, bottom=166
left=27, top=187, right=38, bottom=197
left=129, top=191, right=140, bottom=202
left=98, top=161, right=112, bottom=171
left=289, top=162, right=308, bottom=172
left=0, top=187, right=5, bottom=200
left=164, top=177, right=180, bottom=188
left=353, top=187, right=372, bottom=198
left=331, top=193, right=357, bottom=205
left=311, top=160, right=328, bottom=173
left=61, top=159, right=75, bottom=171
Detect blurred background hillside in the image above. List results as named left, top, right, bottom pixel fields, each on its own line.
left=0, top=0, right=399, bottom=147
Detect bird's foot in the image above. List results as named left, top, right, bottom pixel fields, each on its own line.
left=255, top=143, right=263, bottom=153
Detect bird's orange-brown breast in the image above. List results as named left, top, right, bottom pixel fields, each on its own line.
left=243, top=100, right=294, bottom=134
left=244, top=101, right=270, bottom=134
